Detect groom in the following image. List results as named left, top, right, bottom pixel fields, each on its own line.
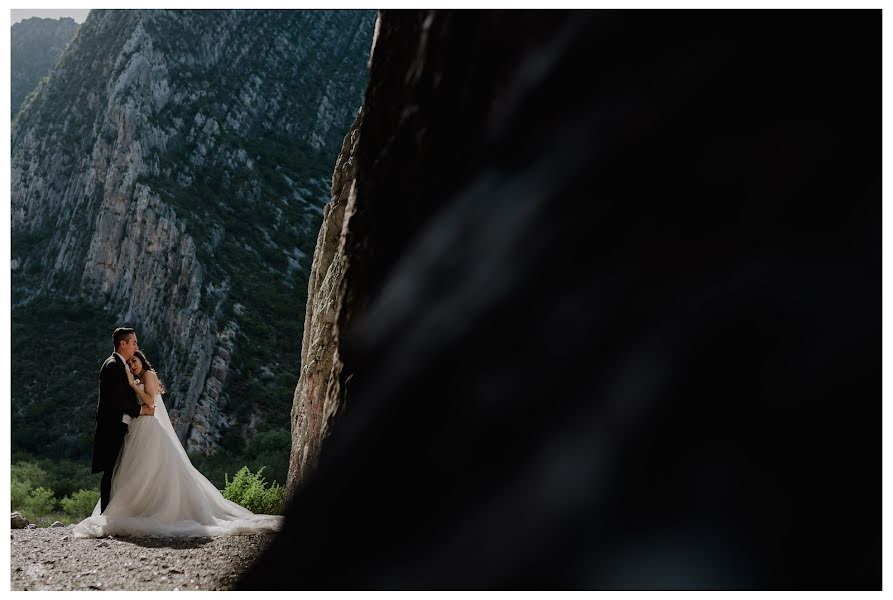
left=91, top=327, right=155, bottom=513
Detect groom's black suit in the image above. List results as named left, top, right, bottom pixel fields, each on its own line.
left=91, top=354, right=141, bottom=512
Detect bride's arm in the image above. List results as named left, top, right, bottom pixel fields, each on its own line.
left=129, top=371, right=156, bottom=408
left=141, top=371, right=161, bottom=407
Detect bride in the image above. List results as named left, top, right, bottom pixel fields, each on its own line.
left=73, top=351, right=284, bottom=538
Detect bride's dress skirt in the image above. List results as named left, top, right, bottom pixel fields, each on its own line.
left=73, top=394, right=284, bottom=538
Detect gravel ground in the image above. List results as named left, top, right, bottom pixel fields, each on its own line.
left=11, top=526, right=275, bottom=591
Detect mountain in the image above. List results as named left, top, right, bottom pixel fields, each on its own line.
left=11, top=16, right=80, bottom=121
left=10, top=9, right=375, bottom=476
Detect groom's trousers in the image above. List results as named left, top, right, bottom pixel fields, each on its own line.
left=99, top=423, right=129, bottom=513
left=100, top=470, right=114, bottom=513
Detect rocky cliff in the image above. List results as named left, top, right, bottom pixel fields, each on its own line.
left=287, top=107, right=362, bottom=488
left=11, top=16, right=80, bottom=120
left=265, top=9, right=879, bottom=589
left=11, top=9, right=375, bottom=456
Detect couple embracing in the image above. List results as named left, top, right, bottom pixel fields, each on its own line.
left=72, top=327, right=283, bottom=538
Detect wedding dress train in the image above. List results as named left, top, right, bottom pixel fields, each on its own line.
left=73, top=388, right=284, bottom=538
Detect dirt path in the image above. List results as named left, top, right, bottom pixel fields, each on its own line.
left=11, top=526, right=275, bottom=590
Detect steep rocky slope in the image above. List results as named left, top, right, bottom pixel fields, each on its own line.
left=11, top=16, right=80, bottom=120
left=286, top=108, right=362, bottom=487
left=11, top=9, right=375, bottom=458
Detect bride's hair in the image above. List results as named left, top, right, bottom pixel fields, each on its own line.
left=132, top=350, right=166, bottom=394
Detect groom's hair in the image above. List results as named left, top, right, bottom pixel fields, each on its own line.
left=112, top=327, right=136, bottom=350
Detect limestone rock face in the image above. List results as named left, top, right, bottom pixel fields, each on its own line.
left=287, top=109, right=363, bottom=489
left=11, top=9, right=374, bottom=454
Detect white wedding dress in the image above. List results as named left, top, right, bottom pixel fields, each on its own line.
left=73, top=386, right=284, bottom=538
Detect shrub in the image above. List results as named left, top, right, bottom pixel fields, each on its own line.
left=11, top=479, right=31, bottom=512
left=247, top=430, right=291, bottom=457
left=247, top=430, right=290, bottom=486
left=11, top=460, right=59, bottom=522
left=11, top=461, right=49, bottom=489
left=10, top=455, right=101, bottom=502
left=61, top=489, right=100, bottom=519
left=222, top=466, right=284, bottom=515
left=39, top=459, right=101, bottom=500
left=17, top=487, right=57, bottom=523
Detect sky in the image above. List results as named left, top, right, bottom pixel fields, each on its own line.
left=11, top=9, right=91, bottom=24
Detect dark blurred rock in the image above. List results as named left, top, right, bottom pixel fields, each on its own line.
left=248, top=9, right=880, bottom=590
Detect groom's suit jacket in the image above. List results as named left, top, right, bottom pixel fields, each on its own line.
left=91, top=354, right=142, bottom=473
